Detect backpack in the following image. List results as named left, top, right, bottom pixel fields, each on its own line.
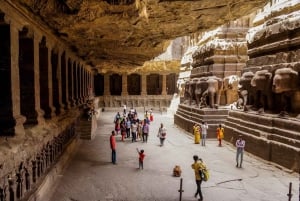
left=198, top=163, right=209, bottom=182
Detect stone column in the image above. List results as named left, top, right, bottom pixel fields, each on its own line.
left=64, top=52, right=71, bottom=109
left=103, top=73, right=110, bottom=96
left=141, top=73, right=147, bottom=96
left=9, top=21, right=26, bottom=137
left=33, top=31, right=45, bottom=125
left=161, top=73, right=167, bottom=95
left=57, top=48, right=65, bottom=113
left=121, top=73, right=128, bottom=96
left=47, top=42, right=56, bottom=118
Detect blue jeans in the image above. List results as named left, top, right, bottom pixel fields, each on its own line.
left=236, top=148, right=244, bottom=167
left=201, top=134, right=207, bottom=146
left=111, top=149, right=116, bottom=164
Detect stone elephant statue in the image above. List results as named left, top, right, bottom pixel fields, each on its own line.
left=195, top=77, right=208, bottom=107
left=223, top=75, right=240, bottom=105
left=203, top=76, right=223, bottom=108
left=238, top=72, right=255, bottom=108
left=251, top=70, right=273, bottom=111
left=272, top=68, right=299, bottom=113
left=189, top=78, right=197, bottom=105
left=183, top=80, right=191, bottom=104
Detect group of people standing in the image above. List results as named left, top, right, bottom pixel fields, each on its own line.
left=193, top=123, right=226, bottom=147
left=193, top=121, right=209, bottom=146
left=109, top=107, right=168, bottom=167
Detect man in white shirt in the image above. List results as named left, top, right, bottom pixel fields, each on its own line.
left=236, top=135, right=245, bottom=168
left=201, top=121, right=208, bottom=146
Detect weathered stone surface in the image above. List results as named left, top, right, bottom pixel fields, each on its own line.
left=12, top=0, right=268, bottom=70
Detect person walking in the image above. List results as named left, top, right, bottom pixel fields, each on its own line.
left=157, top=123, right=167, bottom=146
left=191, top=155, right=204, bottom=201
left=216, top=124, right=224, bottom=147
left=236, top=135, right=245, bottom=168
left=110, top=131, right=117, bottom=164
left=126, top=118, right=131, bottom=138
left=193, top=123, right=201, bottom=144
left=201, top=121, right=208, bottom=146
left=142, top=119, right=149, bottom=143
left=136, top=148, right=145, bottom=170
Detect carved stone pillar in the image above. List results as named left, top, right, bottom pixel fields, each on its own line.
left=33, top=32, right=45, bottom=125
left=121, top=73, right=128, bottom=96
left=47, top=43, right=56, bottom=118
left=103, top=73, right=110, bottom=96
left=162, top=74, right=167, bottom=95
left=64, top=52, right=71, bottom=109
left=141, top=73, right=147, bottom=96
left=9, top=21, right=26, bottom=137
left=57, top=48, right=65, bottom=113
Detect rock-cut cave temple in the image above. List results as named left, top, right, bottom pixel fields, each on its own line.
left=0, top=0, right=299, bottom=200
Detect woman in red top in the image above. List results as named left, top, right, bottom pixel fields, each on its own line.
left=136, top=148, right=145, bottom=170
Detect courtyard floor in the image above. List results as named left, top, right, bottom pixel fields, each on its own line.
left=47, top=109, right=299, bottom=201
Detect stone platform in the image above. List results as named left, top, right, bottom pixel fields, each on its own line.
left=224, top=110, right=300, bottom=172
left=174, top=104, right=229, bottom=136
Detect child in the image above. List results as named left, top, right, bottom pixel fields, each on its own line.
left=136, top=148, right=145, bottom=170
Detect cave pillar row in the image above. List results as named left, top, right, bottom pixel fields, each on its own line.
left=121, top=73, right=128, bottom=96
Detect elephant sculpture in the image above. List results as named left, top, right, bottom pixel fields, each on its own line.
left=272, top=68, right=299, bottom=113
left=202, top=76, right=223, bottom=108
left=223, top=75, right=240, bottom=105
left=238, top=72, right=255, bottom=108
left=183, top=80, right=191, bottom=104
left=195, top=77, right=208, bottom=107
left=189, top=78, right=198, bottom=105
left=251, top=70, right=273, bottom=111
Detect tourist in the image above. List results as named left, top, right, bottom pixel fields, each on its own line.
left=157, top=123, right=167, bottom=146
left=193, top=123, right=201, bottom=144
left=216, top=124, right=224, bottom=146
left=201, top=121, right=208, bottom=146
left=150, top=108, right=154, bottom=122
left=123, top=104, right=127, bottom=115
left=114, top=119, right=121, bottom=135
left=137, top=120, right=142, bottom=140
left=136, top=148, right=145, bottom=170
left=120, top=119, right=126, bottom=141
left=131, top=121, right=138, bottom=142
left=110, top=131, right=117, bottom=164
left=236, top=135, right=245, bottom=168
left=191, top=155, right=204, bottom=201
left=126, top=118, right=131, bottom=138
left=142, top=119, right=149, bottom=143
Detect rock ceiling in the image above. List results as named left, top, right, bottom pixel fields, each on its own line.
left=15, top=0, right=268, bottom=72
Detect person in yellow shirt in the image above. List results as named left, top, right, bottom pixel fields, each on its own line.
left=216, top=124, right=224, bottom=146
left=191, top=155, right=204, bottom=201
left=193, top=123, right=201, bottom=144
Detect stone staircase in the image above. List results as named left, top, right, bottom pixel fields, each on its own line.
left=224, top=110, right=300, bottom=171
left=174, top=104, right=229, bottom=137
left=77, top=115, right=97, bottom=140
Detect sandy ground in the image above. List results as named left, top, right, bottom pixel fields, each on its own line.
left=48, top=110, right=299, bottom=201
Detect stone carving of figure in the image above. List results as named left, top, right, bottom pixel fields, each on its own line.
left=272, top=67, right=299, bottom=115
left=195, top=77, right=208, bottom=107
left=251, top=70, right=273, bottom=111
left=202, top=76, right=223, bottom=108
left=238, top=72, right=255, bottom=109
left=223, top=75, right=240, bottom=105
